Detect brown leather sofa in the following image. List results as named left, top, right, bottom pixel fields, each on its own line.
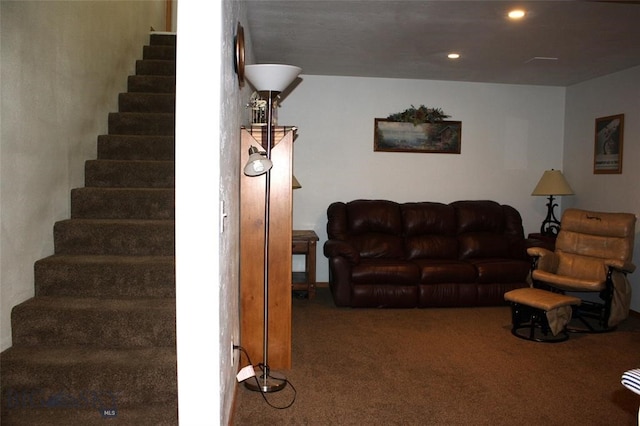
left=323, top=200, right=530, bottom=308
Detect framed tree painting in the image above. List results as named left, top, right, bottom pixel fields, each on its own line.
left=374, top=119, right=461, bottom=154
left=594, top=114, right=624, bottom=174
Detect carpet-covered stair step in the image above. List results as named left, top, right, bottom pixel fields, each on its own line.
left=53, top=219, right=174, bottom=256
left=127, top=75, right=175, bottom=94
left=85, top=160, right=174, bottom=188
left=71, top=188, right=174, bottom=220
left=136, top=59, right=176, bottom=76
left=11, top=297, right=175, bottom=348
left=150, top=33, right=176, bottom=47
left=97, top=135, right=174, bottom=161
left=35, top=255, right=175, bottom=298
left=119, top=93, right=175, bottom=113
left=1, top=346, right=177, bottom=407
left=0, top=32, right=178, bottom=425
left=108, top=112, right=175, bottom=135
left=143, top=44, right=175, bottom=61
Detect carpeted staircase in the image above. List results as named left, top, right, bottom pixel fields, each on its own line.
left=1, top=33, right=178, bottom=425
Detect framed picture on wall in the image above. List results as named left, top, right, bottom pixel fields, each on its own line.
left=593, top=114, right=624, bottom=174
left=374, top=119, right=462, bottom=154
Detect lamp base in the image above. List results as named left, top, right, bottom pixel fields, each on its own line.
left=539, top=195, right=561, bottom=236
left=244, top=367, right=287, bottom=393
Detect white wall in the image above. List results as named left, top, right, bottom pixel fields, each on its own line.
left=279, top=76, right=566, bottom=283
left=176, top=0, right=253, bottom=423
left=0, top=0, right=165, bottom=351
left=174, top=1, right=221, bottom=420
left=564, top=66, right=640, bottom=311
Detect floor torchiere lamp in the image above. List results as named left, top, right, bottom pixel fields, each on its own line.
left=243, top=64, right=301, bottom=393
left=531, top=169, right=574, bottom=236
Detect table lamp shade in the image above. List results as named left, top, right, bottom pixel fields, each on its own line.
left=531, top=170, right=574, bottom=196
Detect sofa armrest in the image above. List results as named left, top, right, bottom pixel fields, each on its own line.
left=605, top=259, right=636, bottom=274
left=324, top=240, right=360, bottom=264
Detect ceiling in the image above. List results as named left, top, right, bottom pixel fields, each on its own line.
left=245, top=0, right=640, bottom=87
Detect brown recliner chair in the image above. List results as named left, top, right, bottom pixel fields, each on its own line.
left=527, top=208, right=637, bottom=332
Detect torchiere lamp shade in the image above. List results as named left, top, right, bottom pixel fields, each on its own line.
left=244, top=64, right=301, bottom=93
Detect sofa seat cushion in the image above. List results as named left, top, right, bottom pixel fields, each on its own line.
left=413, top=259, right=477, bottom=284
left=471, top=259, right=530, bottom=283
left=351, top=259, right=420, bottom=285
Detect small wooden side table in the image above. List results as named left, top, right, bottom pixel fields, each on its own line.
left=292, top=230, right=319, bottom=299
left=526, top=233, right=557, bottom=252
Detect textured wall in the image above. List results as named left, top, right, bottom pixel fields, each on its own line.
left=564, top=66, right=640, bottom=311
left=279, top=76, right=566, bottom=283
left=0, top=1, right=166, bottom=350
left=218, top=0, right=252, bottom=423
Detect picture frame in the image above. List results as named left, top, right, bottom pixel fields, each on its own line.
left=374, top=119, right=461, bottom=154
left=593, top=114, right=624, bottom=174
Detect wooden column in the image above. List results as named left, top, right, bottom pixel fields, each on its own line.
left=240, top=126, right=294, bottom=370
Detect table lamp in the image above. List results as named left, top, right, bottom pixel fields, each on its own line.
left=531, top=169, right=574, bottom=236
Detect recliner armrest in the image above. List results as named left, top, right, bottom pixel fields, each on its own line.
left=324, top=240, right=360, bottom=264
left=527, top=247, right=559, bottom=273
left=605, top=259, right=636, bottom=274
left=527, top=246, right=553, bottom=258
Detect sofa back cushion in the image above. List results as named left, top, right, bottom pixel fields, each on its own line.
left=326, top=199, right=527, bottom=261
left=327, top=200, right=405, bottom=259
left=451, top=200, right=526, bottom=260
left=454, top=200, right=505, bottom=233
left=457, top=233, right=510, bottom=259
left=402, top=202, right=458, bottom=259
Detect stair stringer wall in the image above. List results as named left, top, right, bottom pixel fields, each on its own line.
left=0, top=0, right=167, bottom=352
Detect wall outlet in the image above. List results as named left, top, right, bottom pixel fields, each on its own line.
left=231, top=337, right=235, bottom=366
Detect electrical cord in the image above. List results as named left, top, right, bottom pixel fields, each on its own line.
left=234, top=345, right=297, bottom=409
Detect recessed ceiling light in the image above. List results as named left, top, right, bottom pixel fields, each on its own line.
left=448, top=53, right=460, bottom=59
left=508, top=9, right=526, bottom=19
left=525, top=56, right=559, bottom=64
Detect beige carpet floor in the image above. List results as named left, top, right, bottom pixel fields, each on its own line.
left=232, top=288, right=640, bottom=425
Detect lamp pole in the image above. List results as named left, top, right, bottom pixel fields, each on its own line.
left=243, top=64, right=301, bottom=393
left=245, top=89, right=287, bottom=393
